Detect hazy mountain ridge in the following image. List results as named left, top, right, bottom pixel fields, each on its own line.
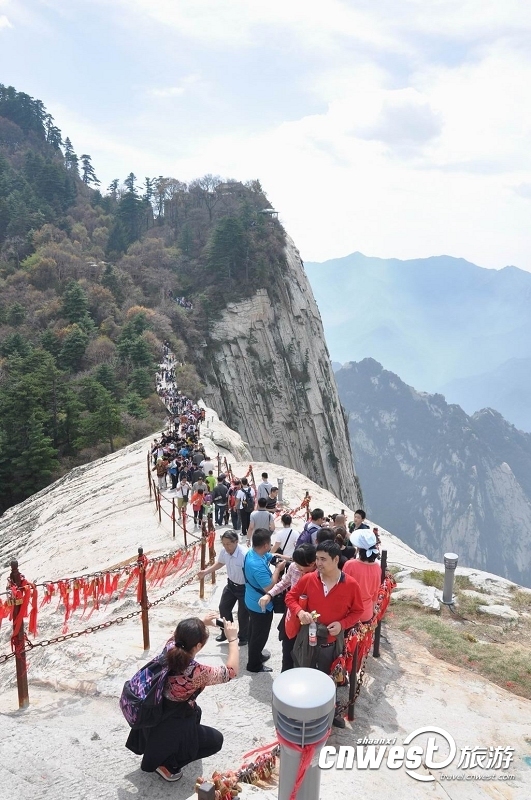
left=336, top=358, right=531, bottom=587
left=306, top=252, right=531, bottom=430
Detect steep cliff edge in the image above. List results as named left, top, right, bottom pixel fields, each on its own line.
left=200, top=236, right=361, bottom=507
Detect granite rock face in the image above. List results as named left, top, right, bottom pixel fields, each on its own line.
left=200, top=237, right=361, bottom=507
left=336, top=358, right=531, bottom=587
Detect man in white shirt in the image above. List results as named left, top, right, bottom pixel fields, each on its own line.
left=197, top=531, right=249, bottom=645
left=271, top=513, right=298, bottom=558
left=174, top=478, right=191, bottom=512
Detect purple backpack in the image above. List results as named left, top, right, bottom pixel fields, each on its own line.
left=119, top=652, right=169, bottom=729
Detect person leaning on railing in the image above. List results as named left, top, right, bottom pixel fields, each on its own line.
left=126, top=613, right=239, bottom=783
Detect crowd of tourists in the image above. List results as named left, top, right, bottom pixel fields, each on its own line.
left=127, top=347, right=385, bottom=783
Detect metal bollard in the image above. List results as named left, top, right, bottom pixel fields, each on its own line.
left=277, top=477, right=284, bottom=503
left=441, top=552, right=459, bottom=605
left=272, top=668, right=336, bottom=800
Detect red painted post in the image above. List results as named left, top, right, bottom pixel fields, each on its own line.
left=157, top=489, right=162, bottom=523
left=305, top=491, right=310, bottom=520
left=9, top=560, right=29, bottom=709
left=137, top=547, right=150, bottom=652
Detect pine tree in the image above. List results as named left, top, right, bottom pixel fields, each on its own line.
left=123, top=390, right=147, bottom=418
left=63, top=138, right=79, bottom=175
left=62, top=281, right=89, bottom=323
left=130, top=367, right=153, bottom=398
left=80, top=154, right=100, bottom=186
left=76, top=385, right=123, bottom=452
left=12, top=414, right=59, bottom=487
left=94, top=363, right=120, bottom=398
left=101, top=263, right=124, bottom=303
left=58, top=325, right=89, bottom=371
left=207, top=216, right=246, bottom=279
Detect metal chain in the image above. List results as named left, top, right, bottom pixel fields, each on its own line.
left=0, top=567, right=201, bottom=665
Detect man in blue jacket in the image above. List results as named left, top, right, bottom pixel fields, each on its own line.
left=243, top=529, right=284, bottom=673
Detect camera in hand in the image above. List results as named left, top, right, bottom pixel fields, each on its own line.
left=215, top=618, right=224, bottom=628
left=270, top=555, right=282, bottom=566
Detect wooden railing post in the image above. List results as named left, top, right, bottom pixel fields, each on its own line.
left=347, top=643, right=358, bottom=721
left=182, top=506, right=188, bottom=546
left=199, top=523, right=207, bottom=599
left=305, top=491, right=310, bottom=520
left=9, top=560, right=29, bottom=709
left=147, top=453, right=152, bottom=498
left=207, top=514, right=216, bottom=585
left=137, top=547, right=150, bottom=652
left=373, top=549, right=387, bottom=658
left=217, top=452, right=221, bottom=475
left=157, top=489, right=162, bottom=523
left=172, top=498, right=176, bottom=539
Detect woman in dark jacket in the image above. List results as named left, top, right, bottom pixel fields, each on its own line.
left=126, top=613, right=239, bottom=782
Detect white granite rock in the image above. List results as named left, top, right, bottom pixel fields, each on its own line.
left=477, top=604, right=520, bottom=620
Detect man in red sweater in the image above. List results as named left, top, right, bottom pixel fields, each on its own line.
left=285, top=540, right=364, bottom=728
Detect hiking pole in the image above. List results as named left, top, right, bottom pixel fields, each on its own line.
left=373, top=549, right=387, bottom=658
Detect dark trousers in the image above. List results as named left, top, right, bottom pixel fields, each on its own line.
left=230, top=509, right=240, bottom=530
left=193, top=507, right=204, bottom=524
left=219, top=581, right=249, bottom=641
left=240, top=510, right=251, bottom=537
left=277, top=614, right=295, bottom=672
left=141, top=721, right=223, bottom=773
left=215, top=503, right=226, bottom=525
left=246, top=609, right=273, bottom=671
left=170, top=473, right=178, bottom=490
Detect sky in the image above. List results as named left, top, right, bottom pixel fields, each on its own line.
left=1, top=0, right=531, bottom=269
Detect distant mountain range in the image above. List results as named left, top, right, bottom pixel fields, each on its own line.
left=306, top=252, right=531, bottom=431
left=336, top=358, right=531, bottom=588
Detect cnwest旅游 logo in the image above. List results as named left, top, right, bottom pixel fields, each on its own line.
left=318, top=726, right=515, bottom=782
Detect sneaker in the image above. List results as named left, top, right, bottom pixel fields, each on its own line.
left=332, top=715, right=346, bottom=729
left=156, top=766, right=183, bottom=782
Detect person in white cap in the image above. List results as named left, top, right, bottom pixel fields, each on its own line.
left=343, top=529, right=381, bottom=624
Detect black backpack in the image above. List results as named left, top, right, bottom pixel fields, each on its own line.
left=240, top=487, right=254, bottom=512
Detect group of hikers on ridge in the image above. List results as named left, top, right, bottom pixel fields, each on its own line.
left=126, top=346, right=384, bottom=783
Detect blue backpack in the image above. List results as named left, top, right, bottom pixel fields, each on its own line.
left=119, top=653, right=169, bottom=729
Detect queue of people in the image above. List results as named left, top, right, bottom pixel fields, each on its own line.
left=127, top=349, right=384, bottom=781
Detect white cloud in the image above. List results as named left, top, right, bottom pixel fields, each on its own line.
left=150, top=74, right=201, bottom=98
left=11, top=0, right=531, bottom=272
left=0, top=14, right=12, bottom=29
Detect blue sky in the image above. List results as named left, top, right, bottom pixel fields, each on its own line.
left=1, top=0, right=531, bottom=269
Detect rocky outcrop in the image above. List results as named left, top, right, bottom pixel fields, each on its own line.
left=336, top=358, right=531, bottom=587
left=200, top=237, right=361, bottom=507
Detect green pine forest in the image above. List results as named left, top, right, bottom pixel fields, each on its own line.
left=0, top=84, right=287, bottom=514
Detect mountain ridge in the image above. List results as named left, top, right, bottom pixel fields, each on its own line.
left=336, top=357, right=531, bottom=588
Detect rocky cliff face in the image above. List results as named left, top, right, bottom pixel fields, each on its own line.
left=336, top=358, right=531, bottom=587
left=200, top=237, right=361, bottom=508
